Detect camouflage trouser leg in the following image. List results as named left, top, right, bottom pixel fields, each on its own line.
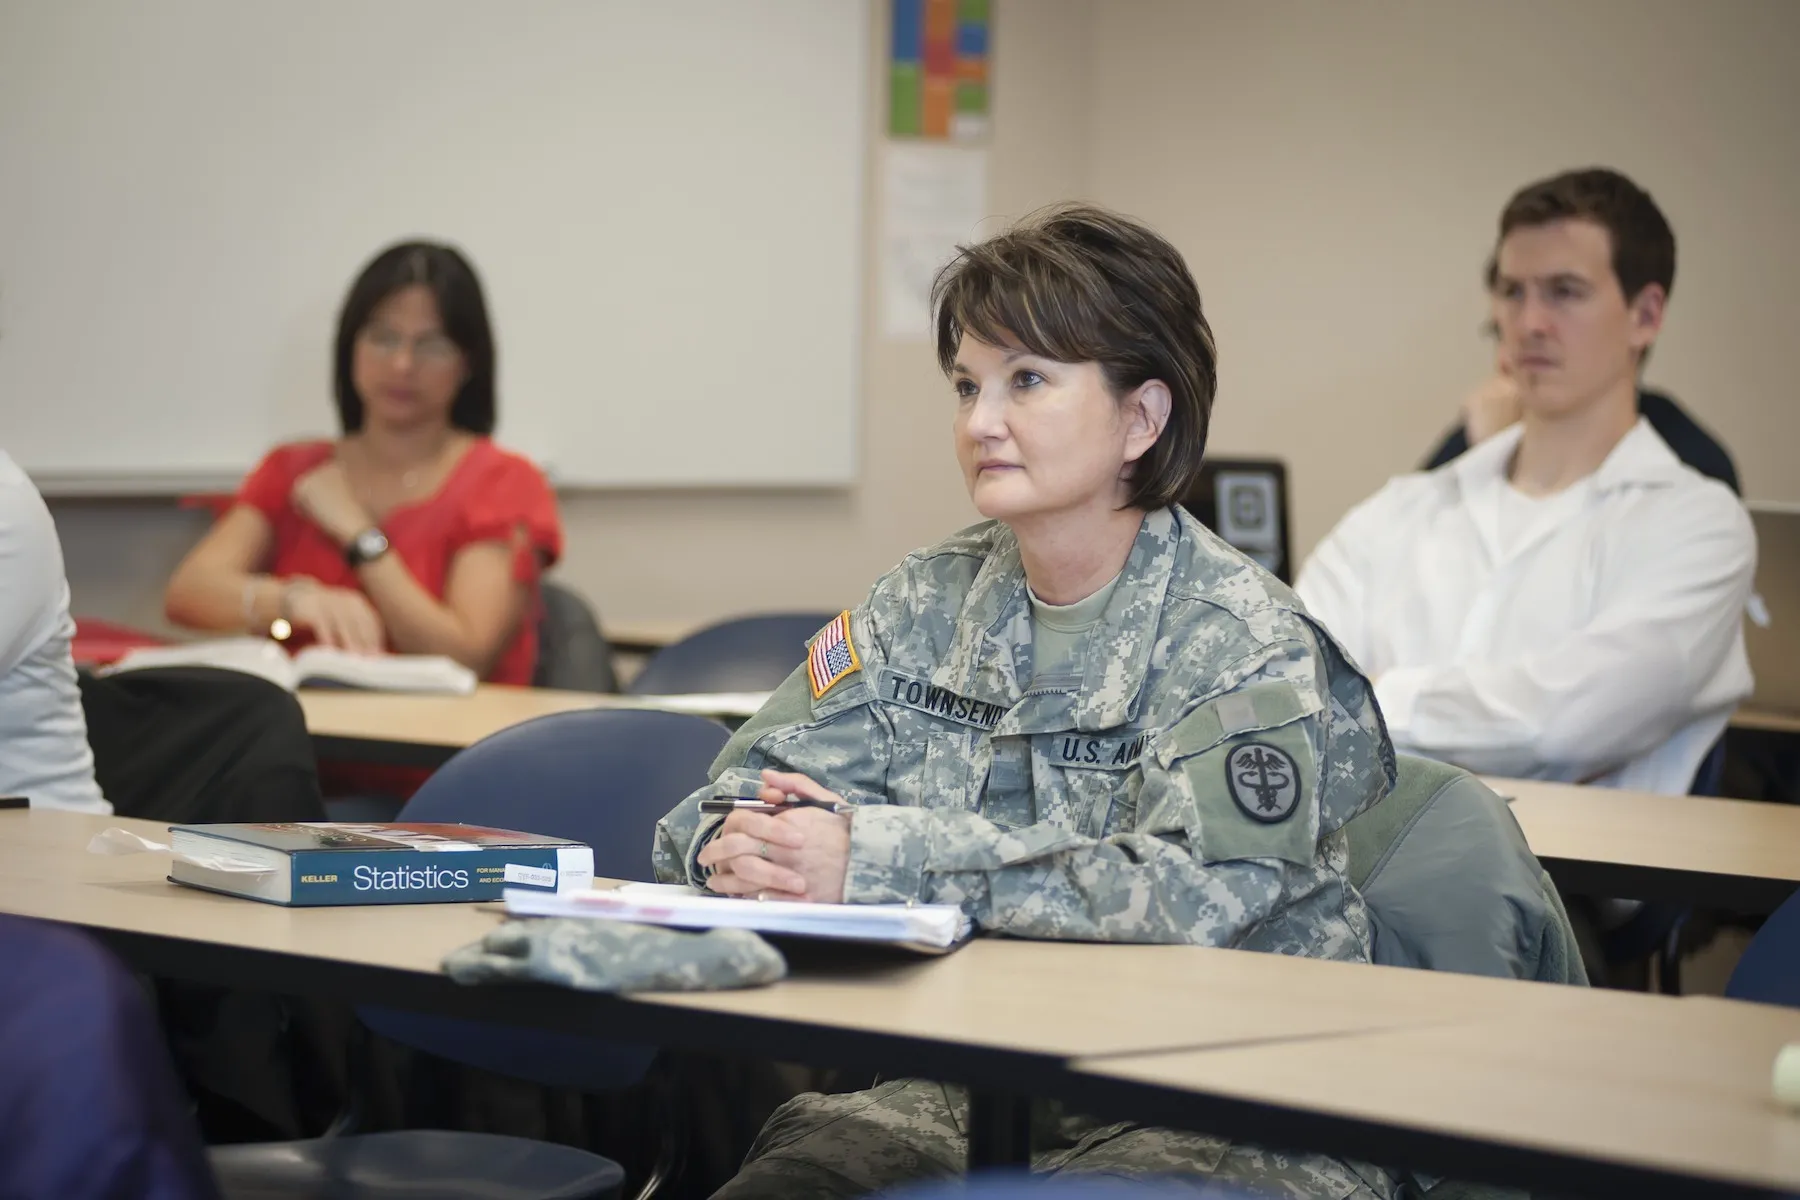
left=711, top=1079, right=965, bottom=1199
left=1038, top=1112, right=1399, bottom=1198
left=712, top=1079, right=1399, bottom=1199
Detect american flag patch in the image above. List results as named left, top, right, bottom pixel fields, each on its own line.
left=807, top=610, right=861, bottom=699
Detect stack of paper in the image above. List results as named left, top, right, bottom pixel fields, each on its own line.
left=503, top=882, right=971, bottom=952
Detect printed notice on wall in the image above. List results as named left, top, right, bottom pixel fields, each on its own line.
left=880, top=143, right=989, bottom=341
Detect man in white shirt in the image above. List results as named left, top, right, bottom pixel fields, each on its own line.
left=0, top=449, right=110, bottom=812
left=1297, top=168, right=1755, bottom=796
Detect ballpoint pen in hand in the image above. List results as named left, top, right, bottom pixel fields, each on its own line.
left=698, top=796, right=851, bottom=816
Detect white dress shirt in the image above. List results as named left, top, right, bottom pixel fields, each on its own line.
left=1297, top=418, right=1755, bottom=795
left=0, top=450, right=109, bottom=812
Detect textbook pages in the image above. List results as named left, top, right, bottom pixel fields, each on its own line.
left=105, top=637, right=477, bottom=694
left=504, top=882, right=972, bottom=953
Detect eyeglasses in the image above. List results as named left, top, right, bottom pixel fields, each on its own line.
left=359, top=326, right=461, bottom=366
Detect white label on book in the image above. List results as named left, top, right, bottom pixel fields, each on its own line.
left=504, top=863, right=557, bottom=888
left=556, top=847, right=595, bottom=894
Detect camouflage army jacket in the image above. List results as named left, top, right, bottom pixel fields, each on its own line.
left=653, top=506, right=1395, bottom=959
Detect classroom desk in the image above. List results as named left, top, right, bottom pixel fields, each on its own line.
left=1735, top=706, right=1800, bottom=737
left=602, top=618, right=702, bottom=656
left=1495, top=777, right=1800, bottom=912
left=298, top=684, right=769, bottom=769
left=1071, top=996, right=1800, bottom=1200
left=0, top=812, right=1595, bottom=1062
left=0, top=808, right=1648, bottom=1182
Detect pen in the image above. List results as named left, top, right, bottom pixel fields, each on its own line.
left=698, top=797, right=851, bottom=816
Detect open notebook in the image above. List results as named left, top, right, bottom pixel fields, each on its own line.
left=504, top=882, right=973, bottom=954
left=103, top=637, right=477, bottom=695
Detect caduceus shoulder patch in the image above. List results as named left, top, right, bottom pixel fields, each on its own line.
left=1224, top=741, right=1300, bottom=823
left=807, top=610, right=862, bottom=699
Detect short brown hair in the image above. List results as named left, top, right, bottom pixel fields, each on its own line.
left=1486, top=168, right=1676, bottom=301
left=931, top=203, right=1217, bottom=511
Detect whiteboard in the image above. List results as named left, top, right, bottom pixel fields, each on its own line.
left=0, top=0, right=866, bottom=491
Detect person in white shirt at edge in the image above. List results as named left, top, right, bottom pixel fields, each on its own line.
left=0, top=449, right=109, bottom=812
left=1296, top=167, right=1754, bottom=797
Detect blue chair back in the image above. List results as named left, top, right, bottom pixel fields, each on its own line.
left=626, top=613, right=837, bottom=695
left=1725, top=888, right=1800, bottom=1007
left=397, top=707, right=727, bottom=879
left=359, top=708, right=731, bottom=1091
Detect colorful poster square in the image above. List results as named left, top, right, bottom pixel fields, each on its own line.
left=890, top=0, right=988, bottom=140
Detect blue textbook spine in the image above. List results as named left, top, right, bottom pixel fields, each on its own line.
left=284, top=848, right=566, bottom=906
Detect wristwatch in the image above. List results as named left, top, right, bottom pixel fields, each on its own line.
left=344, top=526, right=391, bottom=568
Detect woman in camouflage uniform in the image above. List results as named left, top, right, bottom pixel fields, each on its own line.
left=654, top=204, right=1399, bottom=1199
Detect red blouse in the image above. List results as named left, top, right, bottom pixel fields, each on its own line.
left=235, top=437, right=562, bottom=686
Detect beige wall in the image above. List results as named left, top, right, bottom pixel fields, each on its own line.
left=1085, top=0, right=1800, bottom=563
left=48, top=0, right=1800, bottom=636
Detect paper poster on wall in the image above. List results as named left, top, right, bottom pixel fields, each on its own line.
left=880, top=142, right=989, bottom=340
left=889, top=0, right=989, bottom=140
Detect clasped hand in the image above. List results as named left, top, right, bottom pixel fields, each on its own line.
left=695, top=769, right=851, bottom=903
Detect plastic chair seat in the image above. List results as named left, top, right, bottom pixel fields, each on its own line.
left=208, top=1129, right=624, bottom=1199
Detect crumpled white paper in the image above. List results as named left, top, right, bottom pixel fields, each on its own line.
left=87, top=826, right=275, bottom=874
left=88, top=827, right=169, bottom=855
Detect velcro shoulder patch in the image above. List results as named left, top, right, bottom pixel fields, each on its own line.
left=1153, top=680, right=1322, bottom=769
left=1140, top=682, right=1327, bottom=867
left=1185, top=722, right=1320, bottom=865
left=807, top=610, right=862, bottom=700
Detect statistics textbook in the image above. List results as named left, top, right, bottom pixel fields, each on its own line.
left=167, top=822, right=594, bottom=907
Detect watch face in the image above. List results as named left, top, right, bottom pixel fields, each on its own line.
left=352, top=528, right=389, bottom=561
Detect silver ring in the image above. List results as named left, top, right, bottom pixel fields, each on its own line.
left=757, top=890, right=768, bottom=902
left=758, top=840, right=771, bottom=859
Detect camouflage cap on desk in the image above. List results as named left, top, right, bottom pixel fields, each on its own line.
left=444, top=919, right=787, bottom=992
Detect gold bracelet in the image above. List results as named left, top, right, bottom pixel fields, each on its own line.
left=271, top=579, right=311, bottom=642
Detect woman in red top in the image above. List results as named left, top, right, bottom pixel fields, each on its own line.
left=165, top=241, right=561, bottom=687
